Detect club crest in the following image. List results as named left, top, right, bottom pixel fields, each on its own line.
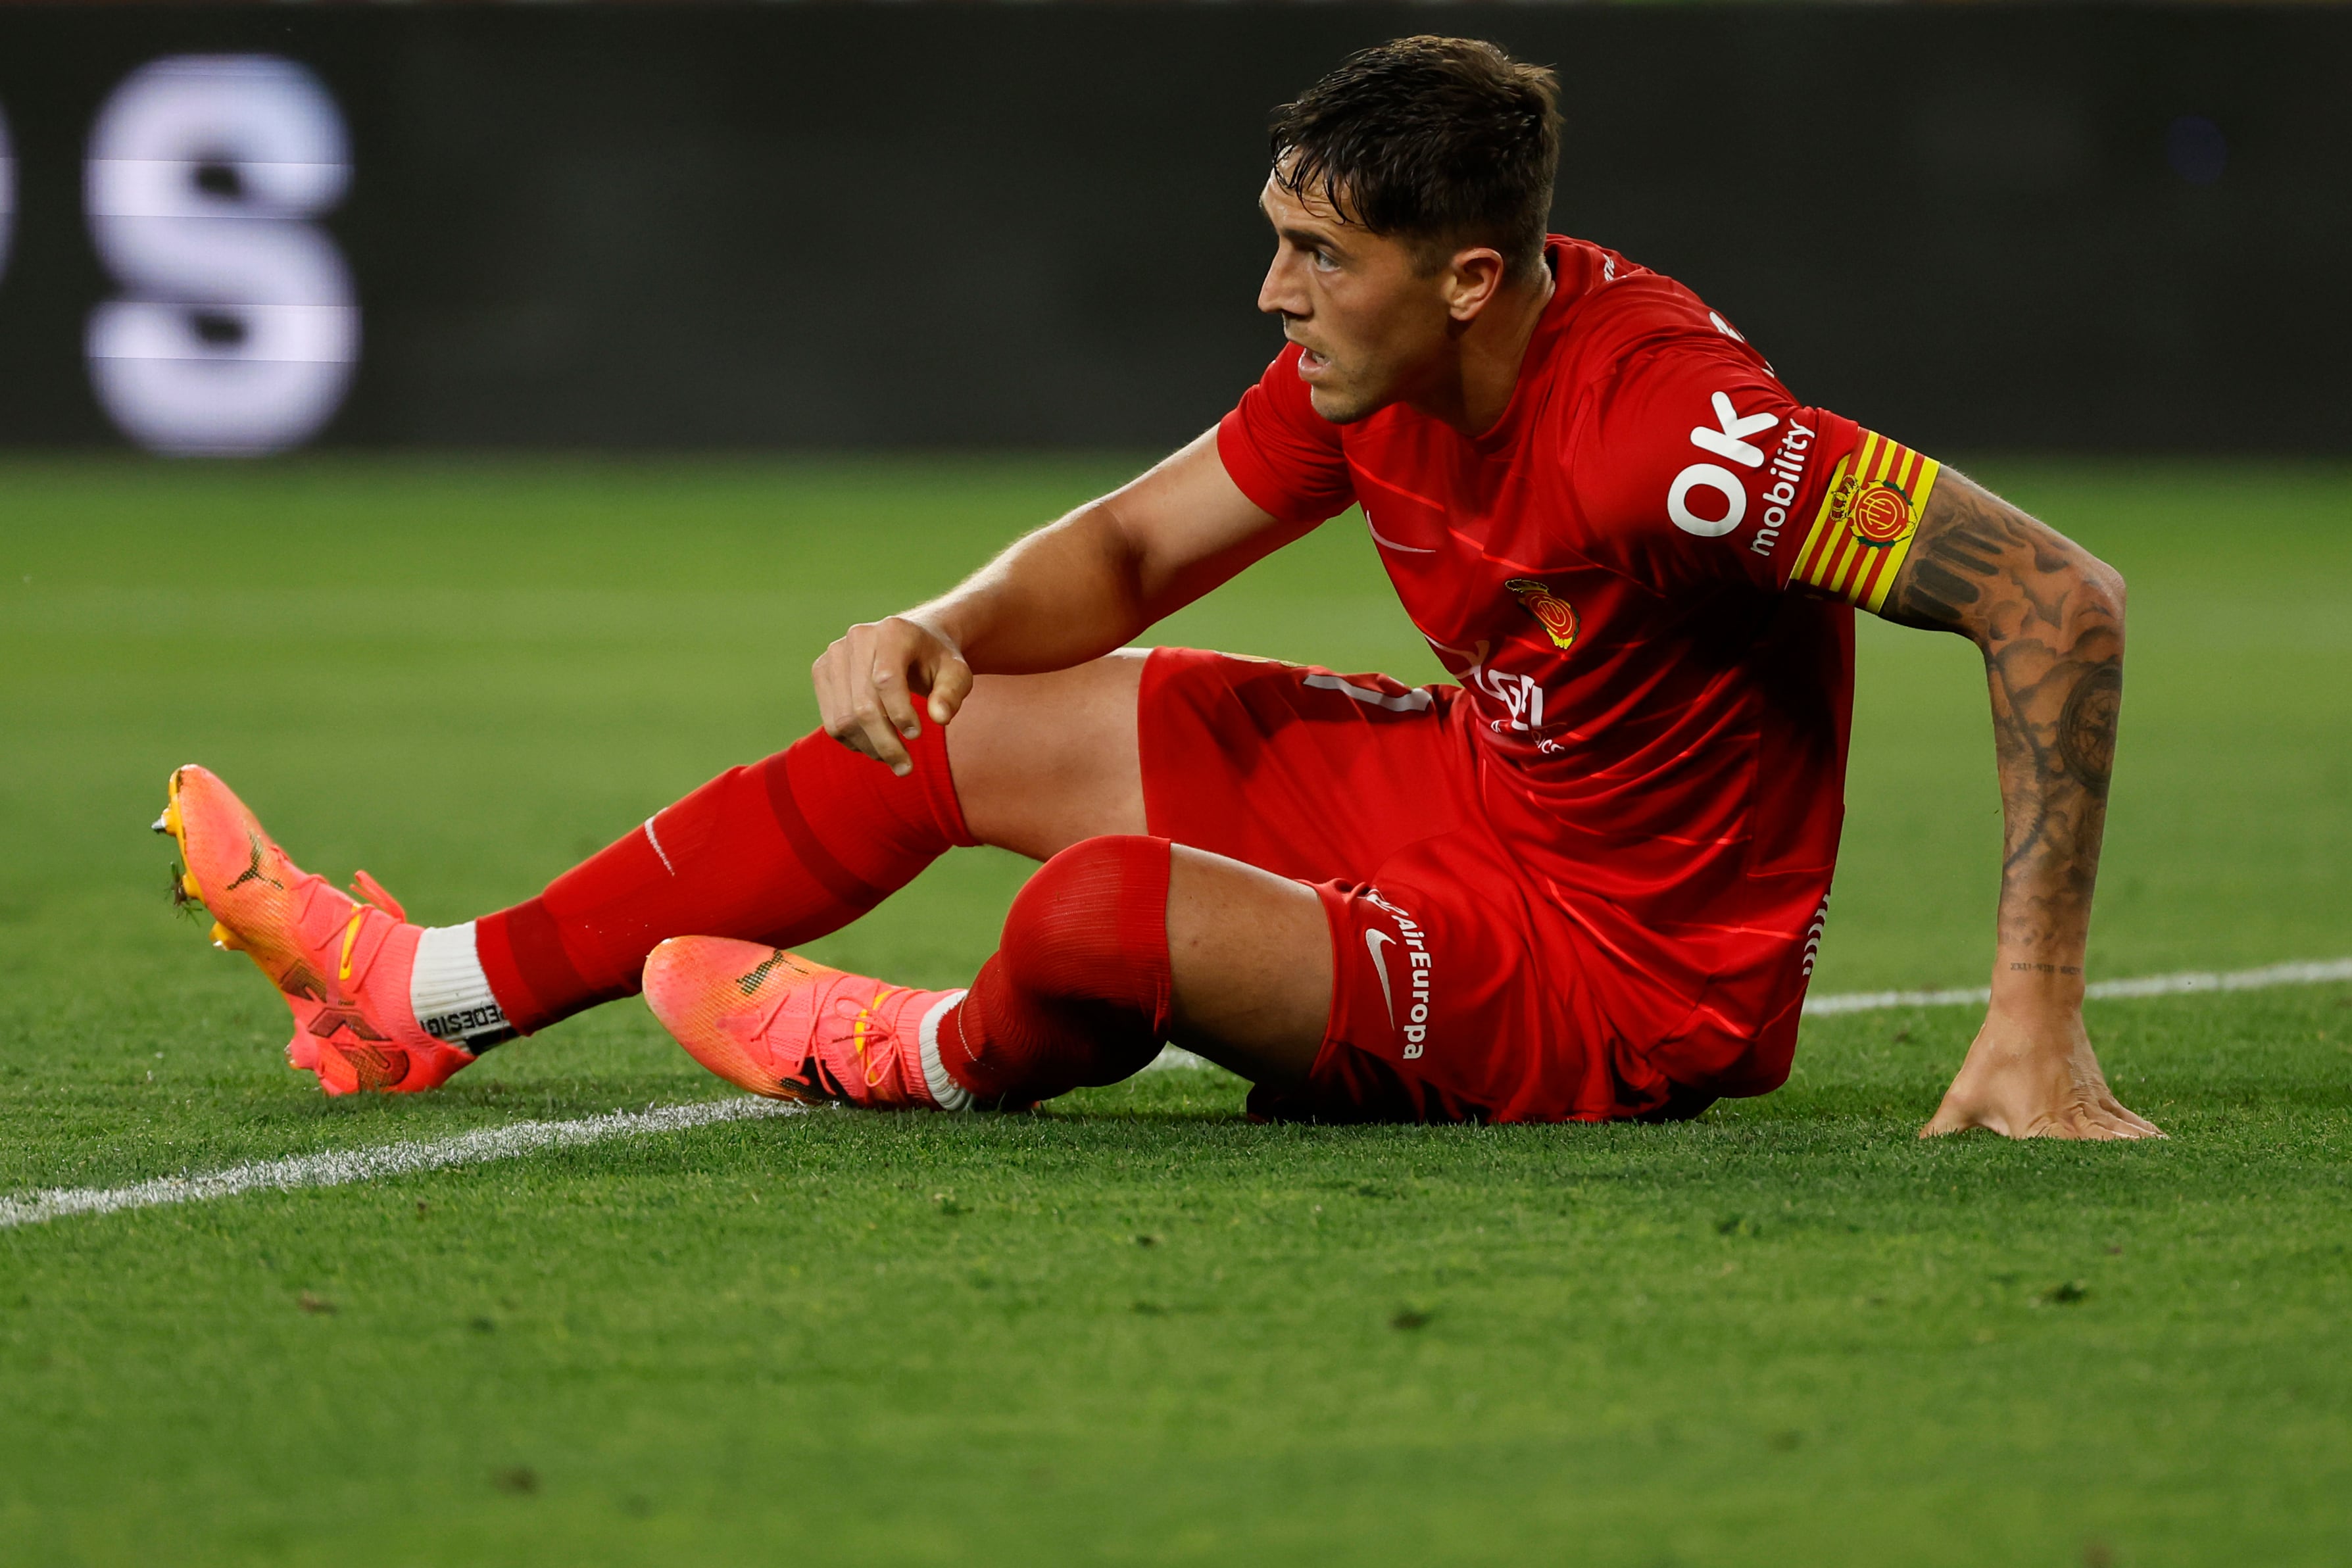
left=1846, top=481, right=1916, bottom=545
left=1504, top=578, right=1579, bottom=652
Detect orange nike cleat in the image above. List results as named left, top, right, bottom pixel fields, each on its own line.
left=642, top=937, right=972, bottom=1110
left=155, top=764, right=479, bottom=1095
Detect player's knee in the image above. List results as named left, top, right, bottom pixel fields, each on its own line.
left=952, top=835, right=1174, bottom=1102
left=998, top=835, right=1172, bottom=1002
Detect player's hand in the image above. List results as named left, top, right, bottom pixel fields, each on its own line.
left=811, top=615, right=975, bottom=777
left=1920, top=1006, right=2164, bottom=1140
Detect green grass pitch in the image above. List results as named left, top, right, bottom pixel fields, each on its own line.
left=2, top=456, right=2348, bottom=1565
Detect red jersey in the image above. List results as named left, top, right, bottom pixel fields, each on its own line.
left=1214, top=235, right=1942, bottom=1102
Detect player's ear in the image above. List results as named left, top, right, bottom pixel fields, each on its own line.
left=1441, top=246, right=1508, bottom=323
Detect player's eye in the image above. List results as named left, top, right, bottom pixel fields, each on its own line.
left=1310, top=248, right=1338, bottom=272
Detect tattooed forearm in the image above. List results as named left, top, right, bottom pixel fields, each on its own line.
left=1885, top=504, right=2017, bottom=629
left=2056, top=663, right=2122, bottom=795
left=1882, top=472, right=2125, bottom=976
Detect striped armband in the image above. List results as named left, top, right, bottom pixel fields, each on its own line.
left=1788, top=429, right=1942, bottom=614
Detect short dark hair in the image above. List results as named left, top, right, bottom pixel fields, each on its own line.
left=1269, top=37, right=1561, bottom=280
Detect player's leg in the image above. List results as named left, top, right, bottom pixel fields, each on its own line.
left=944, top=837, right=1329, bottom=1096
left=945, top=652, right=1148, bottom=858
left=955, top=643, right=1623, bottom=1121
left=643, top=833, right=1328, bottom=1108
left=160, top=654, right=1152, bottom=1095
left=164, top=645, right=1439, bottom=1098
left=1240, top=823, right=1667, bottom=1127
left=155, top=724, right=986, bottom=1096
left=639, top=650, right=1578, bottom=1112
left=460, top=652, right=1156, bottom=1038
left=1164, top=846, right=1327, bottom=1085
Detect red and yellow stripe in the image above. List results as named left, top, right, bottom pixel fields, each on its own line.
left=1789, top=429, right=1942, bottom=614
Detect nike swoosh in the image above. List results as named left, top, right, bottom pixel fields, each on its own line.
left=1363, top=930, right=1396, bottom=1027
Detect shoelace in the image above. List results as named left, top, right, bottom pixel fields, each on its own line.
left=349, top=870, right=406, bottom=922
left=739, top=975, right=902, bottom=1094
left=824, top=986, right=902, bottom=1089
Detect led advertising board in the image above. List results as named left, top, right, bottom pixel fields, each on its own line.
left=0, top=7, right=2340, bottom=454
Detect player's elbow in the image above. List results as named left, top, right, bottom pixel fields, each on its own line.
left=2073, top=552, right=2128, bottom=643
left=2075, top=545, right=2126, bottom=611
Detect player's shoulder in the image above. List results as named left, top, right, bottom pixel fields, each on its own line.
left=1536, top=241, right=1815, bottom=561
left=1547, top=236, right=1771, bottom=387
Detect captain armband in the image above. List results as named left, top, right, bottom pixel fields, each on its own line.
left=1787, top=429, right=1942, bottom=613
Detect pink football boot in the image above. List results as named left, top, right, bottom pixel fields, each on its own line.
left=641, top=937, right=972, bottom=1110
left=156, top=765, right=480, bottom=1094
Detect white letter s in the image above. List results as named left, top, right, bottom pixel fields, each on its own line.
left=85, top=55, right=358, bottom=455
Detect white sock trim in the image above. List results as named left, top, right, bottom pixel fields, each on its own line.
left=918, top=989, right=973, bottom=1112
left=409, top=922, right=512, bottom=1049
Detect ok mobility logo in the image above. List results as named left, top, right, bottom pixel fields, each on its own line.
left=1361, top=890, right=1434, bottom=1060
left=1666, top=391, right=1817, bottom=556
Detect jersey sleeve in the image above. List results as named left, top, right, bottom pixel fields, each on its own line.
left=1570, top=331, right=1942, bottom=615
left=1216, top=343, right=1358, bottom=526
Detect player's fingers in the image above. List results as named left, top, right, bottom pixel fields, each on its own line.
left=2088, top=1086, right=2154, bottom=1133
left=849, top=686, right=913, bottom=775
left=926, top=654, right=974, bottom=726
left=2089, top=1106, right=2159, bottom=1139
left=837, top=629, right=913, bottom=773
left=813, top=645, right=871, bottom=758
left=2047, top=1098, right=2159, bottom=1140
left=2049, top=1114, right=2126, bottom=1140
left=2094, top=1092, right=2167, bottom=1139
left=1918, top=1099, right=1981, bottom=1139
left=821, top=632, right=897, bottom=766
left=870, top=654, right=924, bottom=742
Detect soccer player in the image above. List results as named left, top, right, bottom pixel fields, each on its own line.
left=160, top=37, right=2157, bottom=1139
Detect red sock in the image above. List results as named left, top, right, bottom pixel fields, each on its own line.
left=476, top=727, right=973, bottom=1033
left=942, top=835, right=1174, bottom=1104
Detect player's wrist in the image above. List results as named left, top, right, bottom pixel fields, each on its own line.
left=1987, top=953, right=2088, bottom=1015
left=897, top=605, right=969, bottom=658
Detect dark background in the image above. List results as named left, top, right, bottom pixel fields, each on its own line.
left=0, top=4, right=2340, bottom=453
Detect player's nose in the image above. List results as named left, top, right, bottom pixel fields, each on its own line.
left=1257, top=253, right=1306, bottom=318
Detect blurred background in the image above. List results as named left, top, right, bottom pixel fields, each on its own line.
left=0, top=3, right=2341, bottom=458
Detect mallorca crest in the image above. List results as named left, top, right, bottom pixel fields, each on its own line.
left=1504, top=578, right=1579, bottom=652
left=1847, top=481, right=1916, bottom=545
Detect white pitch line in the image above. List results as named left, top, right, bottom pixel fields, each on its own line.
left=1146, top=956, right=2352, bottom=1061
left=0, top=1096, right=798, bottom=1230
left=9, top=958, right=2347, bottom=1227
left=1800, top=956, right=2352, bottom=1017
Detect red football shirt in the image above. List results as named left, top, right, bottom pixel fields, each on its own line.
left=1215, top=235, right=1942, bottom=1100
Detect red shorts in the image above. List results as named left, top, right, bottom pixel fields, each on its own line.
left=1137, top=648, right=1701, bottom=1125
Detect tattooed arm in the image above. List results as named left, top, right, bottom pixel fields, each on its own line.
left=1880, top=470, right=2161, bottom=1140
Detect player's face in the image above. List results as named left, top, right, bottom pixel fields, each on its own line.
left=1256, top=176, right=1458, bottom=426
